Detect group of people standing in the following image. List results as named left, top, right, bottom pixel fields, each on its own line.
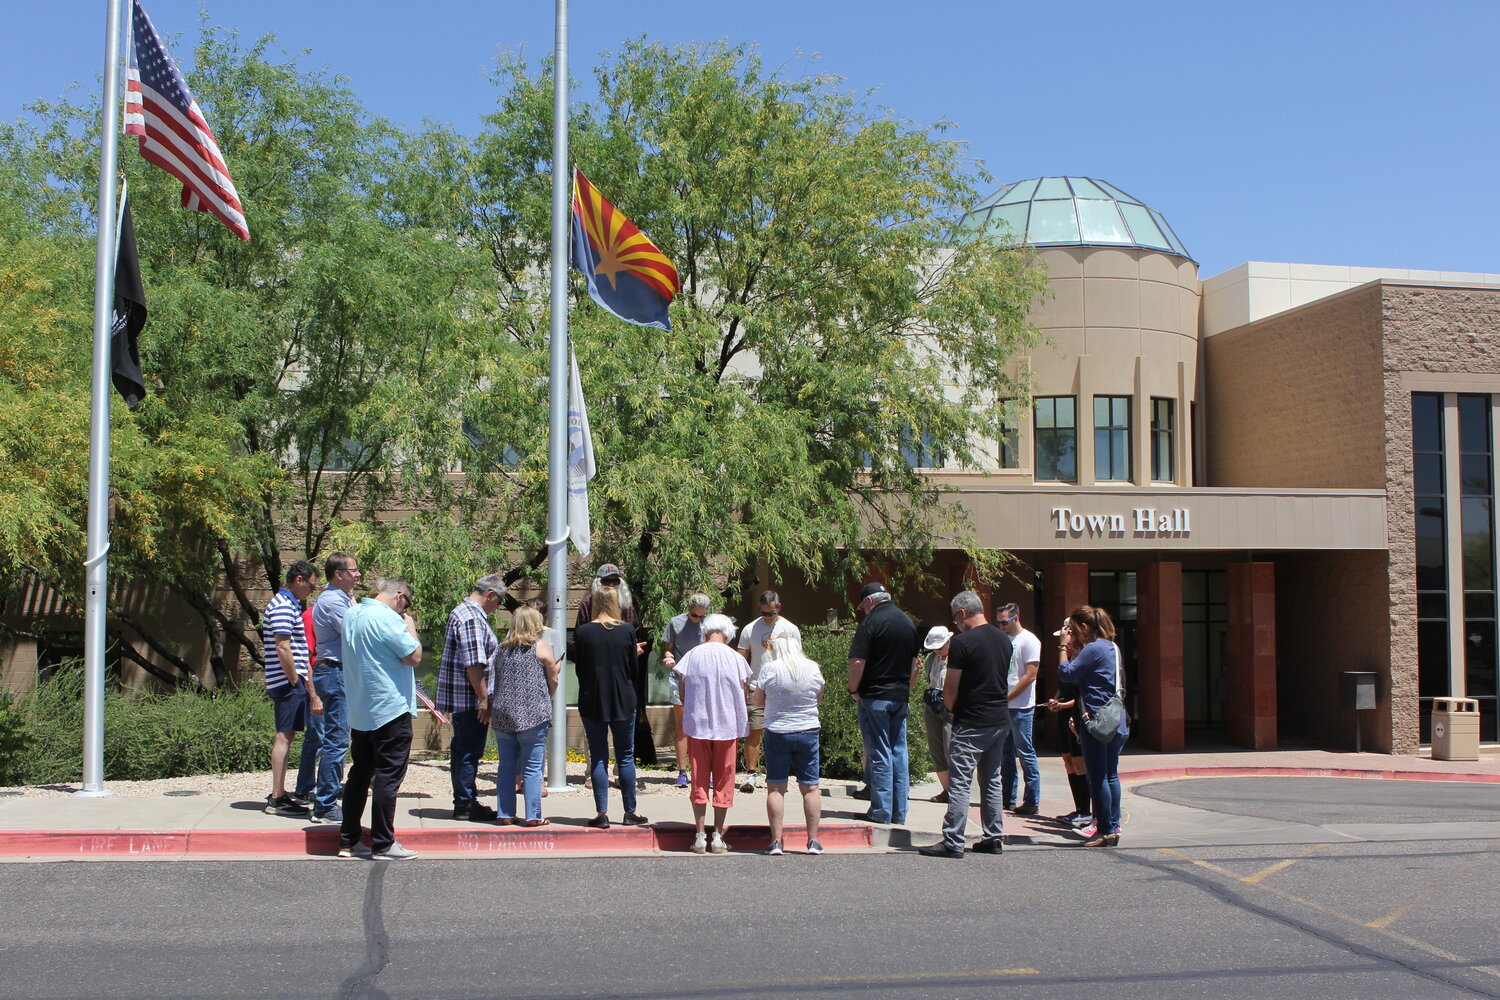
left=260, top=552, right=1130, bottom=860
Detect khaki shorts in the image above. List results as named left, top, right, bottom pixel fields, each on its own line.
left=746, top=691, right=765, bottom=731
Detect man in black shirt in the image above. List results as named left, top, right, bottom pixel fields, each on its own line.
left=919, top=590, right=1011, bottom=858
left=848, top=582, right=921, bottom=825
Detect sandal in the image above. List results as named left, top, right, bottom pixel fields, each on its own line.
left=521, top=818, right=550, bottom=828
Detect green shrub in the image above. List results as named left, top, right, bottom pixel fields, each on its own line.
left=799, top=624, right=933, bottom=784
left=0, top=662, right=279, bottom=785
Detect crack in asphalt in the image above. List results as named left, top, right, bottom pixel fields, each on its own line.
left=340, top=863, right=392, bottom=1000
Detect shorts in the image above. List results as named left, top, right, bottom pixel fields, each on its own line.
left=763, top=728, right=820, bottom=787
left=746, top=690, right=765, bottom=731
left=271, top=683, right=308, bottom=734
left=668, top=669, right=682, bottom=707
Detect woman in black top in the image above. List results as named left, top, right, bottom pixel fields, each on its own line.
left=571, top=589, right=648, bottom=828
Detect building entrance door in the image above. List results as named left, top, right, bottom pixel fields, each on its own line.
left=1183, top=570, right=1227, bottom=730
left=1089, top=571, right=1137, bottom=720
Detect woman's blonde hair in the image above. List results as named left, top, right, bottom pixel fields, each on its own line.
left=770, top=633, right=819, bottom=683
left=592, top=588, right=622, bottom=625
left=502, top=606, right=545, bottom=649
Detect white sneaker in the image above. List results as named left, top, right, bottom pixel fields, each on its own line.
left=372, top=841, right=418, bottom=861
left=709, top=832, right=729, bottom=854
left=691, top=832, right=708, bottom=854
left=336, top=841, right=371, bottom=859
left=766, top=839, right=784, bottom=856
left=739, top=774, right=757, bottom=794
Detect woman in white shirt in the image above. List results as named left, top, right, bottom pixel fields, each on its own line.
left=752, top=634, right=826, bottom=856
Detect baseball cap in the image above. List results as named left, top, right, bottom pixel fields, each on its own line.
left=595, top=564, right=623, bottom=579
left=858, top=581, right=888, bottom=600
left=923, top=626, right=953, bottom=650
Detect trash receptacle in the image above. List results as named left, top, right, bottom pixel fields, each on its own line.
left=1431, top=697, right=1480, bottom=761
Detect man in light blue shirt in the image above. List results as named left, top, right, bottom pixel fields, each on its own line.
left=308, top=551, right=361, bottom=823
left=339, top=577, right=423, bottom=861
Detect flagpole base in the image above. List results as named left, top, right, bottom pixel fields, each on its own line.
left=544, top=784, right=577, bottom=794
left=72, top=788, right=115, bottom=798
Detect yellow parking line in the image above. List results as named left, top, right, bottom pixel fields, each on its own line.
left=1366, top=840, right=1500, bottom=930
left=1243, top=843, right=1329, bottom=884
left=1157, top=847, right=1500, bottom=980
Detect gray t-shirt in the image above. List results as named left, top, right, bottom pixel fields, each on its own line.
left=663, top=613, right=705, bottom=659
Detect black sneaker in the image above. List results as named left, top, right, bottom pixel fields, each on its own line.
left=970, top=838, right=1005, bottom=854
left=1013, top=804, right=1039, bottom=816
left=917, top=843, right=964, bottom=859
left=621, top=811, right=649, bottom=826
left=287, top=792, right=312, bottom=808
left=851, top=785, right=871, bottom=800
left=265, top=794, right=310, bottom=817
left=464, top=804, right=498, bottom=822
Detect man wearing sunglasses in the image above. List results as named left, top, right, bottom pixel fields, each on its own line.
left=996, top=603, right=1042, bottom=815
left=737, top=590, right=801, bottom=793
left=663, top=593, right=712, bottom=788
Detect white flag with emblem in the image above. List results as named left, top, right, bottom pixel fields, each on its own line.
left=568, top=349, right=597, bottom=555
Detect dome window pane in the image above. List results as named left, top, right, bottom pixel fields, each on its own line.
left=1097, top=180, right=1143, bottom=204
left=1118, top=203, right=1170, bottom=249
left=1026, top=200, right=1080, bottom=243
left=989, top=203, right=1029, bottom=240
left=1035, top=177, right=1071, bottom=199
left=1077, top=199, right=1131, bottom=243
left=957, top=207, right=992, bottom=231
left=1151, top=209, right=1190, bottom=256
left=996, top=178, right=1038, bottom=204
left=1068, top=177, right=1111, bottom=199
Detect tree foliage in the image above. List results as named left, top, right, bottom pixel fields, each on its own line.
left=1, top=30, right=1044, bottom=686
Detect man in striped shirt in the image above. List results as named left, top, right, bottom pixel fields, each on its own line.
left=437, top=574, right=508, bottom=821
left=262, top=559, right=322, bottom=817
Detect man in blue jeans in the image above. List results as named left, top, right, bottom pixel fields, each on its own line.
left=847, top=582, right=921, bottom=826
left=997, top=602, right=1042, bottom=815
left=309, top=551, right=361, bottom=823
left=437, top=573, right=508, bottom=821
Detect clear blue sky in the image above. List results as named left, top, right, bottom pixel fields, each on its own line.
left=9, top=1, right=1500, bottom=278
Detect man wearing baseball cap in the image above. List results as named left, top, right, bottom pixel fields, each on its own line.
left=847, top=581, right=921, bottom=826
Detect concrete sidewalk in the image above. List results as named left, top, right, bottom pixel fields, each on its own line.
left=1, top=745, right=1494, bottom=860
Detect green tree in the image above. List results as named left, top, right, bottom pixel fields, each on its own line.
left=410, top=39, right=1048, bottom=625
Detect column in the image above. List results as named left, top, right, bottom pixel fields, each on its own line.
left=1227, top=561, right=1277, bottom=749
left=1136, top=561, right=1185, bottom=751
left=1042, top=562, right=1090, bottom=678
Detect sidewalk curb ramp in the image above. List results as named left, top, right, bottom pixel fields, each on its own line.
left=0, top=822, right=874, bottom=859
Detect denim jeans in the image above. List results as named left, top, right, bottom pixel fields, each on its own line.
left=294, top=682, right=322, bottom=799
left=1002, top=707, right=1041, bottom=808
left=942, top=724, right=1006, bottom=851
left=495, top=723, right=549, bottom=822
left=1080, top=727, right=1127, bottom=835
left=311, top=663, right=349, bottom=815
left=582, top=717, right=637, bottom=815
left=448, top=709, right=490, bottom=810
left=856, top=698, right=909, bottom=824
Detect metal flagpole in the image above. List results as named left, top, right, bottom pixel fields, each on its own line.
left=77, top=0, right=127, bottom=798
left=545, top=0, right=573, bottom=793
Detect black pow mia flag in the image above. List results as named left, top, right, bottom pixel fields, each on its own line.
left=111, top=197, right=148, bottom=408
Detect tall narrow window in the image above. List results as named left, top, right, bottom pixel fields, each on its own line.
left=1094, top=395, right=1132, bottom=481
left=898, top=424, right=945, bottom=469
left=1034, top=397, right=1077, bottom=482
left=999, top=400, right=1022, bottom=469
left=1151, top=398, right=1176, bottom=483
left=1413, top=392, right=1448, bottom=743
left=1458, top=394, right=1497, bottom=741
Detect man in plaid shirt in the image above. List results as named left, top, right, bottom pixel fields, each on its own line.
left=438, top=573, right=508, bottom=821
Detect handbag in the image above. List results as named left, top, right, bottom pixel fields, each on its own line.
left=1082, top=643, right=1126, bottom=743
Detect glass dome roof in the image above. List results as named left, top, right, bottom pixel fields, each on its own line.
left=957, top=176, right=1192, bottom=260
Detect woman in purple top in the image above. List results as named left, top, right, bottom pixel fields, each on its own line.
left=1057, top=605, right=1130, bottom=847
left=487, top=607, right=560, bottom=826
left=674, top=614, right=750, bottom=854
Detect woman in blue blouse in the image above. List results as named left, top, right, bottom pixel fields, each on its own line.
left=1057, top=605, right=1128, bottom=847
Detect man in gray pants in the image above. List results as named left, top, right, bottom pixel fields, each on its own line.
left=918, top=591, right=1012, bottom=858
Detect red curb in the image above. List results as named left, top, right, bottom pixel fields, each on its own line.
left=1120, top=765, right=1500, bottom=784
left=0, top=822, right=873, bottom=858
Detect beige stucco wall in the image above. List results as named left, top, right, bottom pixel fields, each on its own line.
left=1004, top=246, right=1200, bottom=487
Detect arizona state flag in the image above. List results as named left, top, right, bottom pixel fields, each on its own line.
left=570, top=168, right=679, bottom=330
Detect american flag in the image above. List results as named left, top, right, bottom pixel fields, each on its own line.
left=123, top=0, right=248, bottom=241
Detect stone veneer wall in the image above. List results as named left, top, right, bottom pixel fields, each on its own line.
left=1381, top=284, right=1500, bottom=751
